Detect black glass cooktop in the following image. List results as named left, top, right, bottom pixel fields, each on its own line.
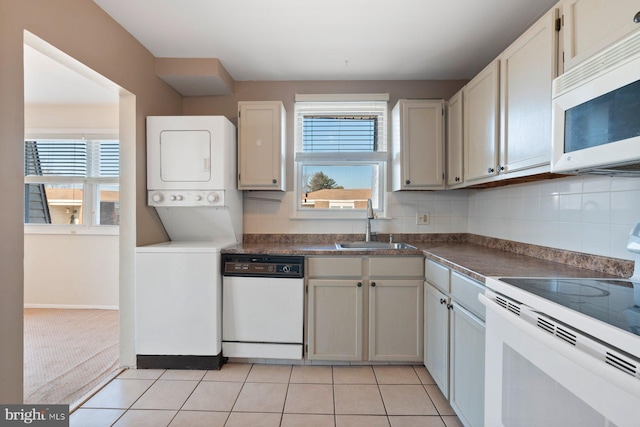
left=499, top=277, right=640, bottom=337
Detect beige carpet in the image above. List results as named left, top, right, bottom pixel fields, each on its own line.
left=24, top=308, right=119, bottom=405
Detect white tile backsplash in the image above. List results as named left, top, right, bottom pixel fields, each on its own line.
left=243, top=175, right=640, bottom=261
left=468, top=175, right=640, bottom=260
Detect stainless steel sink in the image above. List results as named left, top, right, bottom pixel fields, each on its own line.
left=334, top=241, right=418, bottom=250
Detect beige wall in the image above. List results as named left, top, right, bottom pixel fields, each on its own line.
left=24, top=234, right=120, bottom=308
left=1, top=0, right=182, bottom=402
left=184, top=80, right=466, bottom=190
left=25, top=104, right=119, bottom=136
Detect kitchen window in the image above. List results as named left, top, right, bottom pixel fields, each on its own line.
left=24, top=139, right=119, bottom=231
left=294, top=94, right=388, bottom=217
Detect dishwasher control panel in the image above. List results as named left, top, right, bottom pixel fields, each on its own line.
left=222, top=255, right=304, bottom=278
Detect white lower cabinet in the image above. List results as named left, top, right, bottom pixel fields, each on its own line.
left=424, top=282, right=450, bottom=396
left=307, top=256, right=423, bottom=362
left=424, top=259, right=485, bottom=427
left=307, top=278, right=364, bottom=361
left=369, top=279, right=423, bottom=361
left=450, top=301, right=485, bottom=427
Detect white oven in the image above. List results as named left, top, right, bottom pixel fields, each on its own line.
left=480, top=280, right=640, bottom=427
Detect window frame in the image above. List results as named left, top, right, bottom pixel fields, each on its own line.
left=293, top=94, right=389, bottom=219
left=24, top=136, right=120, bottom=235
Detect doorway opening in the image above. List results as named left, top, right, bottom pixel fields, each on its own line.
left=22, top=33, right=131, bottom=405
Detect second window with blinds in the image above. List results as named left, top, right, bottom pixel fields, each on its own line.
left=294, top=94, right=388, bottom=218
left=24, top=139, right=120, bottom=229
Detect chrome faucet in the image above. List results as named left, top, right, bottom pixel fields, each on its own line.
left=365, top=198, right=374, bottom=242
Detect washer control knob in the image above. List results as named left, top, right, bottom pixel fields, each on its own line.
left=170, top=195, right=177, bottom=201
left=151, top=193, right=163, bottom=203
left=207, top=193, right=219, bottom=203
left=195, top=195, right=202, bottom=201
left=176, top=195, right=184, bottom=201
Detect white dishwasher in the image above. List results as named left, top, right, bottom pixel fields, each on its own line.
left=222, top=254, right=305, bottom=359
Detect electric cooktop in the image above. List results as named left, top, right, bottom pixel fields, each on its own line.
left=498, top=277, right=640, bottom=337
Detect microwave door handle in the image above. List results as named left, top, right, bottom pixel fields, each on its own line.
left=479, top=293, right=639, bottom=397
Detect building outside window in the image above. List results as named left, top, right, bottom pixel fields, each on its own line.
left=24, top=139, right=119, bottom=228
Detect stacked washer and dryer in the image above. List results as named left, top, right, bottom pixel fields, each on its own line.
left=135, top=116, right=242, bottom=370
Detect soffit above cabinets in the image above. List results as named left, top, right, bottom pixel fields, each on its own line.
left=155, top=58, right=235, bottom=96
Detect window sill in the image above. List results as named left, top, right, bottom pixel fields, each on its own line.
left=24, top=225, right=119, bottom=236
left=289, top=212, right=391, bottom=220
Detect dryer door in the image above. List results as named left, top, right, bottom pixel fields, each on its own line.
left=160, top=129, right=211, bottom=183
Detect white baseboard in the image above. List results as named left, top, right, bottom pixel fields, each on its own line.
left=24, top=303, right=119, bottom=310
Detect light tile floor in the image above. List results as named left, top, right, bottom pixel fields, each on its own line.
left=71, top=363, right=464, bottom=427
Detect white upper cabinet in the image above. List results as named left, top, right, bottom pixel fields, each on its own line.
left=562, top=0, right=640, bottom=71
left=499, top=8, right=559, bottom=174
left=446, top=89, right=464, bottom=188
left=461, top=6, right=560, bottom=186
left=463, top=59, right=500, bottom=183
left=237, top=101, right=286, bottom=191
left=392, top=99, right=445, bottom=190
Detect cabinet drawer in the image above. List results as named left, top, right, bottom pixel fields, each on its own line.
left=369, top=256, right=423, bottom=277
left=307, top=257, right=363, bottom=278
left=425, top=259, right=450, bottom=293
left=450, top=271, right=485, bottom=321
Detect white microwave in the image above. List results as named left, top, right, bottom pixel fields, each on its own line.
left=551, top=29, right=640, bottom=175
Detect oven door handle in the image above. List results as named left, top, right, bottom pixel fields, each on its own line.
left=479, top=293, right=640, bottom=398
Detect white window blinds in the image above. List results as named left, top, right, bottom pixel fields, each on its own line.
left=294, top=98, right=388, bottom=153
left=25, top=140, right=119, bottom=178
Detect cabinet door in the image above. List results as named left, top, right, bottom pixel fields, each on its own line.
left=424, top=282, right=450, bottom=398
left=450, top=302, right=485, bottom=427
left=369, top=279, right=423, bottom=361
left=446, top=89, right=464, bottom=187
left=307, top=279, right=363, bottom=361
left=238, top=101, right=285, bottom=190
left=464, top=60, right=500, bottom=182
left=392, top=99, right=445, bottom=190
left=563, top=0, right=640, bottom=71
left=500, top=9, right=558, bottom=174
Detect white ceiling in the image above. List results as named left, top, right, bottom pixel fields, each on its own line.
left=92, top=0, right=558, bottom=81
left=25, top=0, right=558, bottom=105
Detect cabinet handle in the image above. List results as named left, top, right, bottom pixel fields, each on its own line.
left=439, top=298, right=447, bottom=305
left=371, top=282, right=376, bottom=287
left=272, top=179, right=277, bottom=184
left=357, top=282, right=363, bottom=287
left=405, top=180, right=411, bottom=185
left=634, top=11, right=640, bottom=23
left=454, top=177, right=460, bottom=182
left=487, top=167, right=495, bottom=174
left=446, top=303, right=454, bottom=310
left=498, top=165, right=505, bottom=172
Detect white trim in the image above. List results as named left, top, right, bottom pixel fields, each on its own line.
left=25, top=129, right=119, bottom=140
left=24, top=176, right=118, bottom=184
left=24, top=304, right=119, bottom=310
left=24, top=224, right=119, bottom=235
left=295, top=93, right=389, bottom=102
left=295, top=152, right=388, bottom=162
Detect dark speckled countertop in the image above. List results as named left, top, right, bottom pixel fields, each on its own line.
left=417, top=243, right=619, bottom=283
left=223, top=233, right=634, bottom=283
